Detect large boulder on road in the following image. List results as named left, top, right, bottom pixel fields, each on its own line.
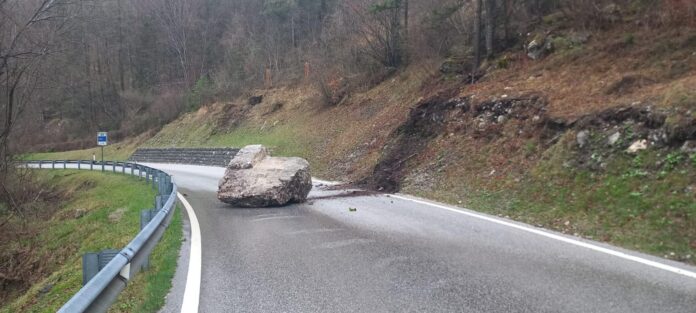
left=217, top=145, right=312, bottom=207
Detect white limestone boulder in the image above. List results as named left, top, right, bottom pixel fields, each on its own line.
left=217, top=145, right=312, bottom=207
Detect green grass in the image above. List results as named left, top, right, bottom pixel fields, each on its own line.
left=145, top=121, right=216, bottom=148
left=109, top=206, right=182, bottom=313
left=206, top=124, right=312, bottom=158
left=0, top=170, right=182, bottom=313
left=428, top=147, right=696, bottom=264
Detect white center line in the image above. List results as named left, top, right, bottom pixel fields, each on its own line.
left=178, top=192, right=201, bottom=313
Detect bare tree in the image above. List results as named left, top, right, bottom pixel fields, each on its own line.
left=484, top=0, right=496, bottom=59
left=473, top=0, right=483, bottom=73
left=0, top=0, right=72, bottom=208
left=345, top=0, right=406, bottom=69
left=144, top=0, right=195, bottom=86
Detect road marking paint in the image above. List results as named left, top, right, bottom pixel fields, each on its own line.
left=252, top=213, right=285, bottom=218
left=286, top=228, right=343, bottom=235
left=178, top=193, right=201, bottom=313
left=251, top=215, right=302, bottom=222
left=315, top=238, right=375, bottom=249
left=390, top=194, right=696, bottom=280
left=374, top=256, right=410, bottom=269
left=312, top=178, right=343, bottom=186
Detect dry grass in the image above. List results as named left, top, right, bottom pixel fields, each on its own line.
left=463, top=25, right=696, bottom=119
left=146, top=66, right=440, bottom=181
left=25, top=132, right=154, bottom=162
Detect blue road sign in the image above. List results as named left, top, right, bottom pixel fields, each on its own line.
left=97, top=132, right=108, bottom=146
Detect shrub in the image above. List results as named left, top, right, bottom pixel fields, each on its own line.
left=185, top=77, right=215, bottom=112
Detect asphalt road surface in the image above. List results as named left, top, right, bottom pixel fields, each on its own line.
left=40, top=162, right=696, bottom=313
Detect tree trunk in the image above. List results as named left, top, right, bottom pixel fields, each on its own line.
left=485, top=0, right=496, bottom=59
left=502, top=0, right=510, bottom=44
left=117, top=0, right=125, bottom=91
left=403, top=0, right=409, bottom=39
left=473, top=0, right=483, bottom=75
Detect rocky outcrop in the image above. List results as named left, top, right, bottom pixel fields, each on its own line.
left=248, top=95, right=263, bottom=106
left=439, top=58, right=473, bottom=75
left=217, top=145, right=312, bottom=207
left=527, top=37, right=553, bottom=60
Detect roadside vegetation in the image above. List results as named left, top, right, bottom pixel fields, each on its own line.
left=0, top=170, right=182, bottom=313
left=25, top=133, right=152, bottom=162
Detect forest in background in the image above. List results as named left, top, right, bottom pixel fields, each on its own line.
left=1, top=0, right=694, bottom=208
left=2, top=0, right=693, bottom=155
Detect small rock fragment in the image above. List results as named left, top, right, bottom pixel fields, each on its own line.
left=681, top=140, right=696, bottom=153
left=576, top=130, right=590, bottom=148
left=607, top=132, right=621, bottom=146
left=108, top=208, right=126, bottom=222
left=39, top=284, right=53, bottom=295
left=626, top=139, right=648, bottom=154
left=74, top=209, right=87, bottom=219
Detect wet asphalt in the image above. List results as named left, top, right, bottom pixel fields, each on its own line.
left=145, top=163, right=696, bottom=313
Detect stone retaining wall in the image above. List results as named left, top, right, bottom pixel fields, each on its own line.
left=128, top=147, right=239, bottom=167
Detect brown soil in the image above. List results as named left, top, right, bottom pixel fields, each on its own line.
left=370, top=90, right=695, bottom=192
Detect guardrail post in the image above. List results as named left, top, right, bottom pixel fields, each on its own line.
left=145, top=168, right=149, bottom=183
left=82, top=249, right=119, bottom=286
left=63, top=161, right=67, bottom=169
left=82, top=253, right=99, bottom=286
left=78, top=160, right=81, bottom=170
left=140, top=209, right=155, bottom=230
left=155, top=196, right=165, bottom=211
left=39, top=160, right=42, bottom=169
left=158, top=172, right=162, bottom=191
left=90, top=161, right=93, bottom=171
left=165, top=175, right=172, bottom=194
left=52, top=161, right=55, bottom=169
left=151, top=171, right=156, bottom=190
left=122, top=162, right=126, bottom=174
left=156, top=173, right=161, bottom=194
left=101, top=160, right=105, bottom=172
left=139, top=209, right=155, bottom=270
left=130, top=163, right=134, bottom=176
left=112, top=162, right=116, bottom=173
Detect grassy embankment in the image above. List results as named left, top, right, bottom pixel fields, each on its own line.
left=0, top=170, right=182, bottom=313
left=25, top=132, right=152, bottom=162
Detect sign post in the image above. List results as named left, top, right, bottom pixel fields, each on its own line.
left=97, top=132, right=108, bottom=172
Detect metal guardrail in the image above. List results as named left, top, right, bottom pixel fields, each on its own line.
left=23, top=160, right=177, bottom=313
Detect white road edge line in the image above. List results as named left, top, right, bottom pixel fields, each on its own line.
left=178, top=192, right=201, bottom=313
left=390, top=194, right=696, bottom=280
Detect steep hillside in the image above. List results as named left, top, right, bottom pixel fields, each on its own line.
left=145, top=23, right=696, bottom=263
